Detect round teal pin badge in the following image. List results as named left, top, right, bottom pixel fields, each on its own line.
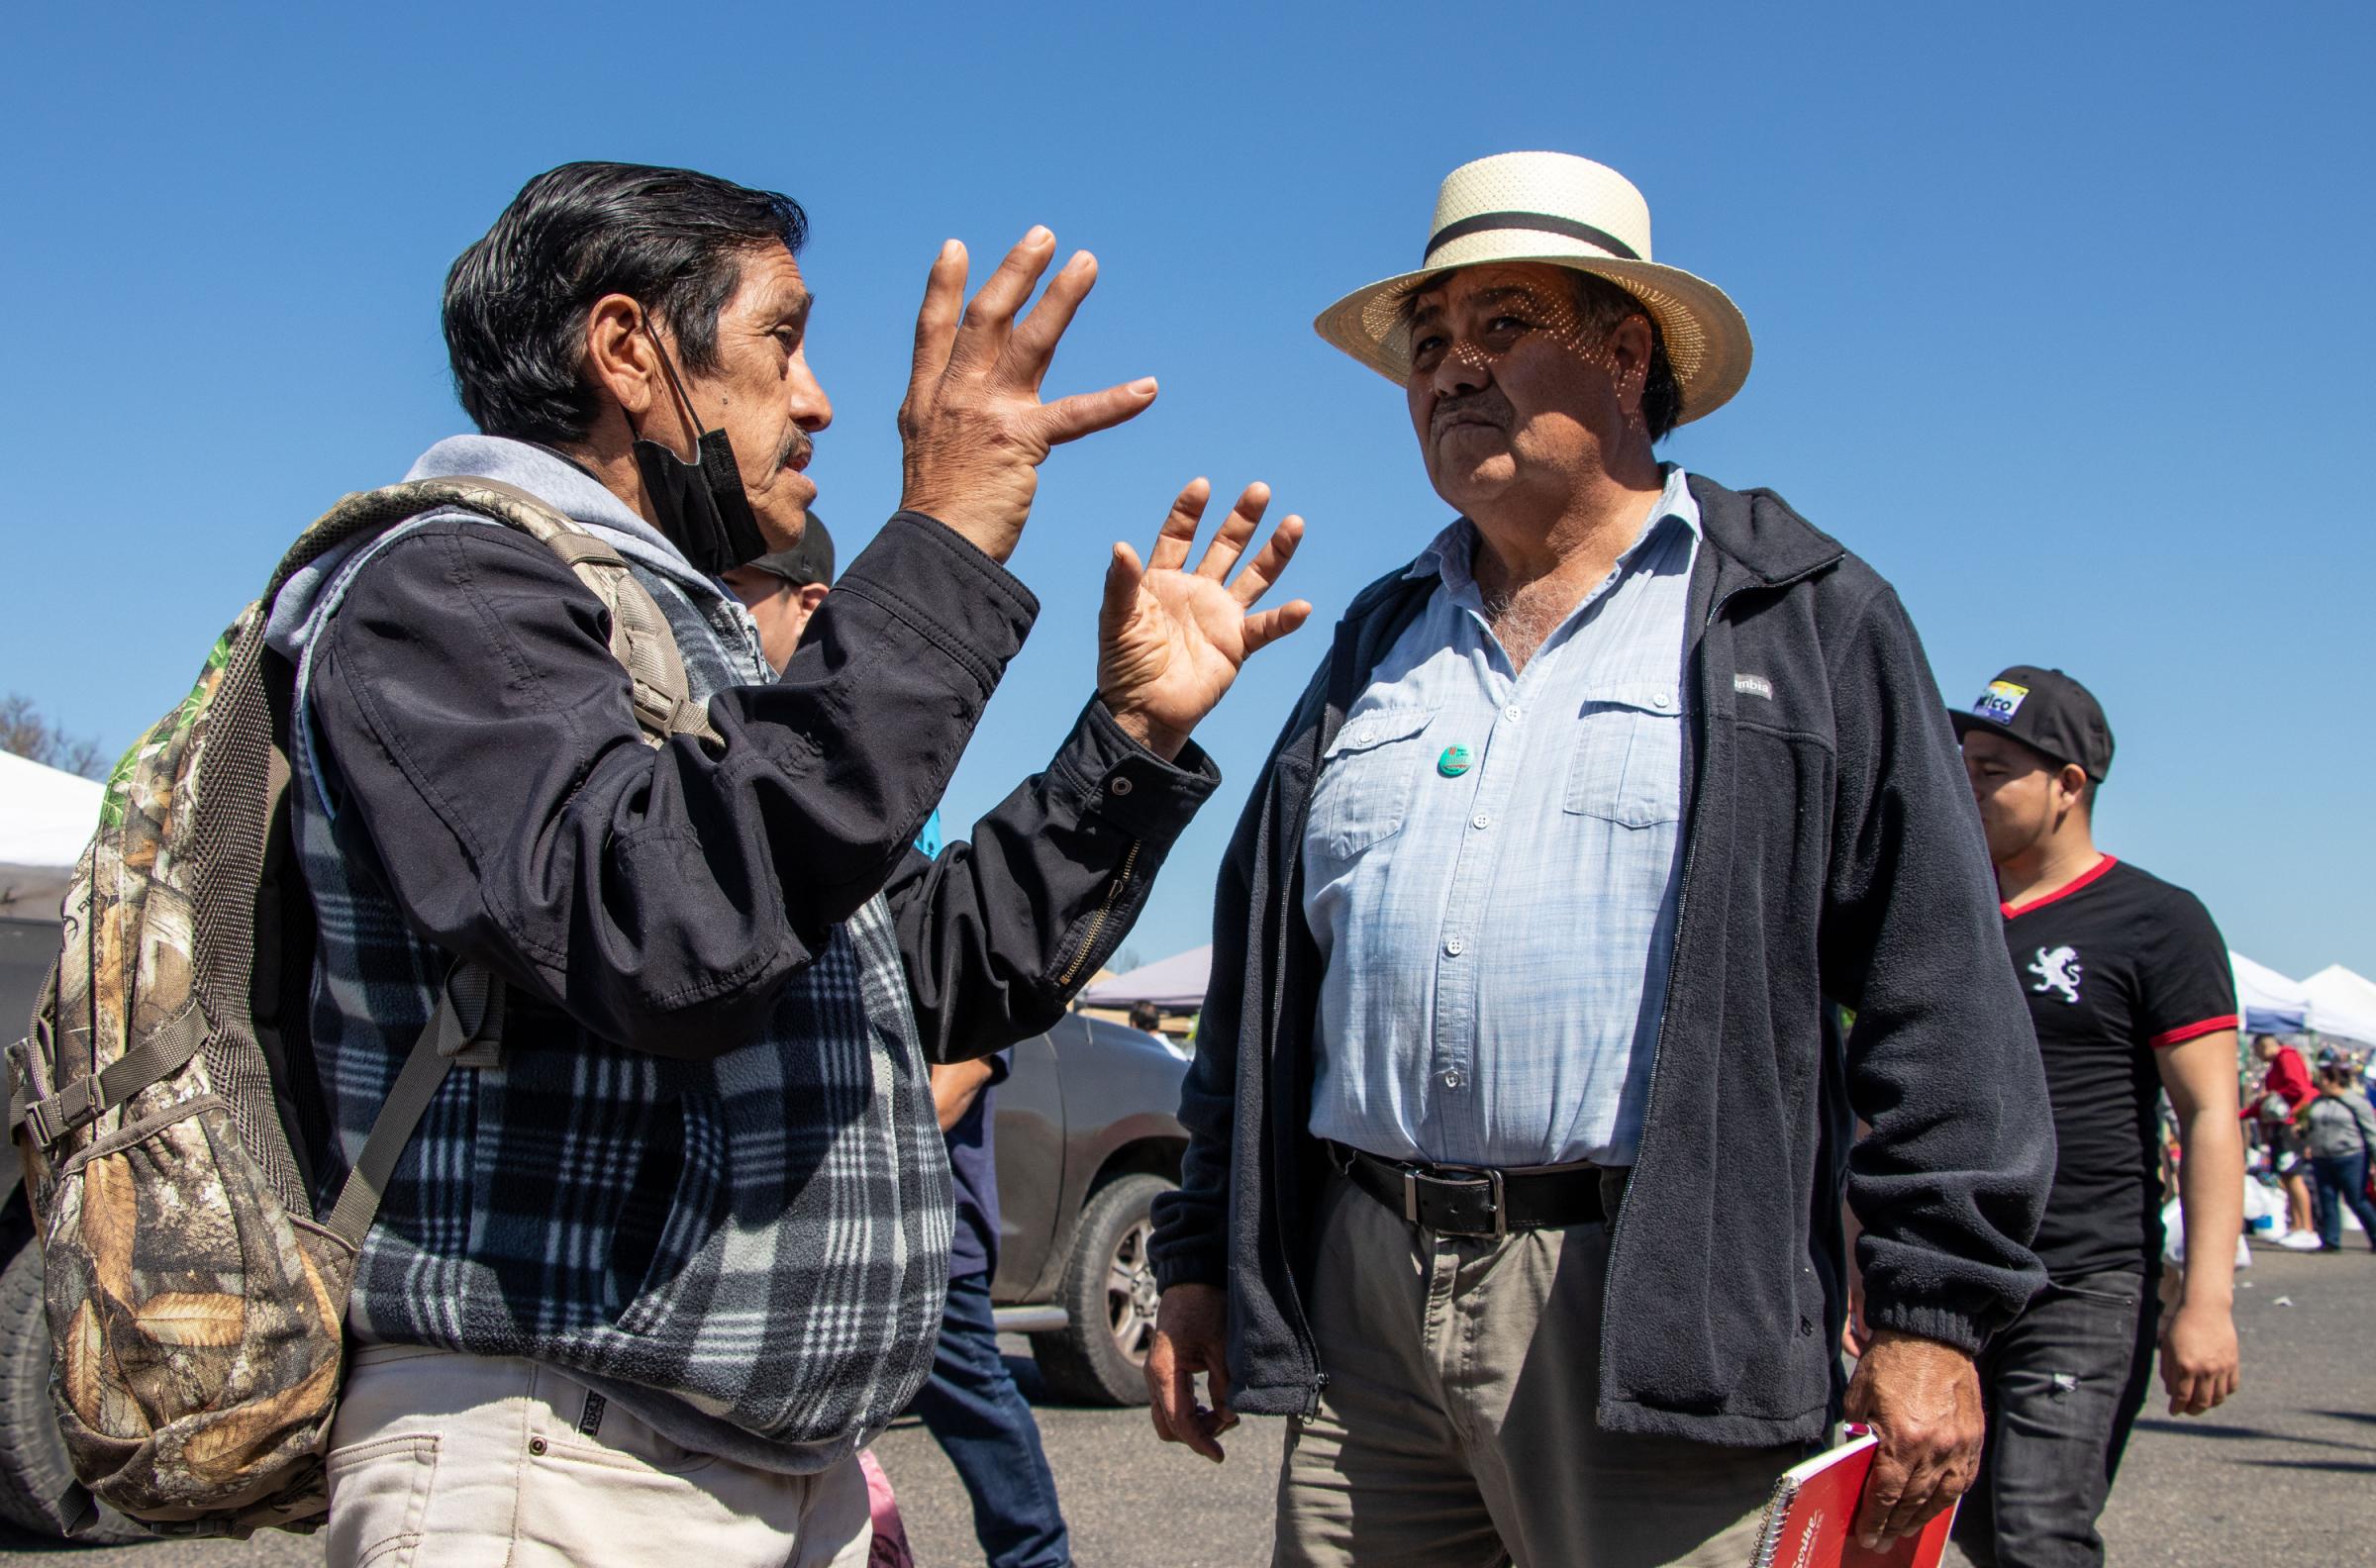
left=1436, top=744, right=1473, bottom=777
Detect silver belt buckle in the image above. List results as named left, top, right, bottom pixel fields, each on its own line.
left=1404, top=1163, right=1507, bottom=1240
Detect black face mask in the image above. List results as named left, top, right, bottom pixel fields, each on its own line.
left=629, top=322, right=771, bottom=575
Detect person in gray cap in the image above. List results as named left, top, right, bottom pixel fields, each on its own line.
left=1952, top=664, right=2244, bottom=1567
left=724, top=512, right=837, bottom=671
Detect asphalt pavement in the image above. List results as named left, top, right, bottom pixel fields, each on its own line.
left=5, top=1246, right=2368, bottom=1566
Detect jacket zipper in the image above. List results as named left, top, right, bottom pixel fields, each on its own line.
left=1055, top=839, right=1140, bottom=989
left=1596, top=552, right=1839, bottom=1407
left=1284, top=624, right=1361, bottom=1418
left=1283, top=594, right=1406, bottom=1416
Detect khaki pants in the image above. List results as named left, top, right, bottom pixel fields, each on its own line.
left=1275, top=1169, right=1802, bottom=1568
left=324, top=1344, right=871, bottom=1568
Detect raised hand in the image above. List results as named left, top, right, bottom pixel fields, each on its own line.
left=899, top=230, right=1157, bottom=563
left=1098, top=480, right=1313, bottom=760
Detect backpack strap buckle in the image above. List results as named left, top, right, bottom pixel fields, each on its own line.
left=22, top=1088, right=73, bottom=1151
left=441, top=967, right=506, bottom=1070
left=16, top=1006, right=209, bottom=1152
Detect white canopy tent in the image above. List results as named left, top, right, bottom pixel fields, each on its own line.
left=2305, top=965, right=2376, bottom=1049
left=0, top=750, right=104, bottom=918
left=2231, top=951, right=2311, bottom=1038
left=1076, top=945, right=1212, bottom=1012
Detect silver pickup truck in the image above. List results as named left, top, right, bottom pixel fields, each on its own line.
left=0, top=915, right=1187, bottom=1542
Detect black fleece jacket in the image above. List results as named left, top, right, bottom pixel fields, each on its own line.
left=1148, top=475, right=2054, bottom=1447
left=309, top=511, right=1219, bottom=1065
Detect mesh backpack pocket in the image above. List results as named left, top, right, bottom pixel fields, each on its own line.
left=6, top=477, right=716, bottom=1537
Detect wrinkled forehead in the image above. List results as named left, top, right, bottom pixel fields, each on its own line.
left=1400, top=261, right=1579, bottom=326
left=723, top=243, right=811, bottom=322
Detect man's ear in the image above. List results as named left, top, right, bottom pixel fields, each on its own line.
left=584, top=293, right=660, bottom=424
left=1607, top=312, right=1656, bottom=417
left=2056, top=762, right=2090, bottom=816
left=796, top=583, right=831, bottom=618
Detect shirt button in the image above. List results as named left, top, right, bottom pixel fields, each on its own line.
left=1471, top=813, right=1490, bottom=831
left=1444, top=934, right=1465, bottom=956
left=1650, top=693, right=1673, bottom=710
left=1441, top=1068, right=1467, bottom=1090
left=1348, top=727, right=1371, bottom=745
left=1503, top=704, right=1522, bottom=723
left=1109, top=775, right=1135, bottom=796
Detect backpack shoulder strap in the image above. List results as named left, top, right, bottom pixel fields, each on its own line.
left=320, top=964, right=505, bottom=1250
left=269, top=476, right=722, bottom=749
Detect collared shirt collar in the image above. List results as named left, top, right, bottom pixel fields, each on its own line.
left=1405, top=464, right=1702, bottom=610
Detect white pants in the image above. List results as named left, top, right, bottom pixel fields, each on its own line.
left=324, top=1344, right=871, bottom=1568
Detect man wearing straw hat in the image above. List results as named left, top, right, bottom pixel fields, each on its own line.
left=1146, top=152, right=2054, bottom=1565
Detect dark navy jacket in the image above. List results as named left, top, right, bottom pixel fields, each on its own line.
left=1149, top=475, right=2054, bottom=1447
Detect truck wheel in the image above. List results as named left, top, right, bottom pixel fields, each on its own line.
left=1029, top=1172, right=1170, bottom=1407
left=0, top=1244, right=148, bottom=1543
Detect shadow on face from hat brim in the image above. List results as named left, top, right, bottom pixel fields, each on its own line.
left=1314, top=252, right=1752, bottom=427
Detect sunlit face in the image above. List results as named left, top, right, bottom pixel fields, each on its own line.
left=655, top=245, right=833, bottom=550
left=1961, top=729, right=2080, bottom=865
left=1402, top=263, right=1645, bottom=517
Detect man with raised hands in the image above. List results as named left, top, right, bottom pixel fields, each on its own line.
left=271, top=161, right=1309, bottom=1567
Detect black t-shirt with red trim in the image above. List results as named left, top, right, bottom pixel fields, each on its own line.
left=2002, top=856, right=2237, bottom=1279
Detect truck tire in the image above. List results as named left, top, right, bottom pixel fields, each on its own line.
left=0, top=1244, right=148, bottom=1543
left=1029, top=1172, right=1170, bottom=1407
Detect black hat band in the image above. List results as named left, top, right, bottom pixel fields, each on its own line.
left=1424, top=211, right=1641, bottom=264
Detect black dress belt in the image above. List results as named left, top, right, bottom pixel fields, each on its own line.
left=1330, top=1140, right=1613, bottom=1239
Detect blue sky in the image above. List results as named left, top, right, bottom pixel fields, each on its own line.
left=3, top=2, right=2369, bottom=980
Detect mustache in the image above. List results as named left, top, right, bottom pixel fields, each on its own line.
left=1431, top=391, right=1510, bottom=434
left=778, top=431, right=814, bottom=469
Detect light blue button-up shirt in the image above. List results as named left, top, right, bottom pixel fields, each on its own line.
left=1303, top=466, right=1700, bottom=1168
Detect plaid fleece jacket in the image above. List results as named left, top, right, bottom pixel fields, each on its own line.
left=271, top=437, right=1215, bottom=1467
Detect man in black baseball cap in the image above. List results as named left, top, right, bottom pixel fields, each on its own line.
left=1946, top=665, right=2245, bottom=1567
left=1948, top=663, right=2116, bottom=786
left=721, top=513, right=835, bottom=672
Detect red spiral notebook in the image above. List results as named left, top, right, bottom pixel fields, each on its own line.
left=1747, top=1427, right=1957, bottom=1568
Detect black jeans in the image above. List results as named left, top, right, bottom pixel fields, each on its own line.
left=1952, top=1268, right=2157, bottom=1568
left=906, top=1271, right=1070, bottom=1568
left=2311, top=1150, right=2376, bottom=1250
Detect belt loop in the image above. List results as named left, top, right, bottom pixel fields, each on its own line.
left=1402, top=1167, right=1421, bottom=1225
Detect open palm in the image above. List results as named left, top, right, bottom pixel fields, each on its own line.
left=1097, top=480, right=1312, bottom=758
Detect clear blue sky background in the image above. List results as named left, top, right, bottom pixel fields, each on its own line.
left=3, top=2, right=2369, bottom=980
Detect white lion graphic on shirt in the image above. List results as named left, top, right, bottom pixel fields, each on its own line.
left=2030, top=944, right=2083, bottom=1005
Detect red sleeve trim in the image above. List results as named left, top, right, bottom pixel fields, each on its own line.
left=2150, top=1015, right=2239, bottom=1049
left=2002, top=854, right=2119, bottom=919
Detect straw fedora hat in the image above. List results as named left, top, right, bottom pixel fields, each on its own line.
left=1314, top=151, right=1753, bottom=426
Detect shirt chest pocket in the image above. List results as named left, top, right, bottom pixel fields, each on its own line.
left=1310, top=706, right=1436, bottom=860
left=1563, top=682, right=1683, bottom=828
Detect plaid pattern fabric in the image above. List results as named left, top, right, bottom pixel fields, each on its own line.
left=288, top=512, right=951, bottom=1457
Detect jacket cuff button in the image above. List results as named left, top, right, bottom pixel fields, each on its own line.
left=1109, top=775, right=1135, bottom=796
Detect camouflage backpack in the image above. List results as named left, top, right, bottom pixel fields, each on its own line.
left=4, top=476, right=720, bottom=1537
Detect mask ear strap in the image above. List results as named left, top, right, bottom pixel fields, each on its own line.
left=638, top=316, right=706, bottom=461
